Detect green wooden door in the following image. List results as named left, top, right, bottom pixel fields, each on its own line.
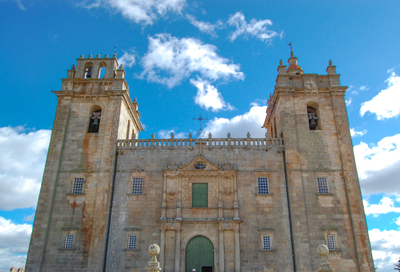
left=192, top=183, right=208, bottom=207
left=185, top=236, right=214, bottom=272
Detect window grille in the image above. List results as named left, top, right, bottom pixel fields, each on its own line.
left=194, top=163, right=206, bottom=170
left=327, top=235, right=336, bottom=250
left=72, top=178, right=84, bottom=194
left=263, top=236, right=271, bottom=250
left=132, top=178, right=143, bottom=194
left=192, top=183, right=208, bottom=207
left=317, top=177, right=329, bottom=194
left=128, top=235, right=137, bottom=249
left=65, top=234, right=74, bottom=249
left=258, top=177, right=269, bottom=194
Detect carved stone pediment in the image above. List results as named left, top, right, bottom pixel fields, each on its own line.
left=177, top=155, right=220, bottom=171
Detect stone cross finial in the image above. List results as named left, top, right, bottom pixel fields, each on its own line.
left=146, top=244, right=161, bottom=272
left=317, top=244, right=334, bottom=272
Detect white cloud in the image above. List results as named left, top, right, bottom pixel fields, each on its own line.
left=186, top=15, right=222, bottom=37
left=190, top=78, right=234, bottom=112
left=158, top=129, right=186, bottom=139
left=118, top=51, right=136, bottom=68
left=227, top=12, right=279, bottom=43
left=359, top=85, right=369, bottom=91
left=0, top=216, right=32, bottom=271
left=0, top=127, right=50, bottom=210
left=350, top=128, right=366, bottom=137
left=369, top=229, right=400, bottom=271
left=363, top=197, right=400, bottom=216
left=23, top=214, right=34, bottom=222
left=396, top=216, right=400, bottom=226
left=345, top=99, right=352, bottom=106
left=360, top=72, right=400, bottom=120
left=141, top=34, right=244, bottom=88
left=203, top=104, right=268, bottom=138
left=80, top=0, right=185, bottom=25
left=354, top=134, right=400, bottom=195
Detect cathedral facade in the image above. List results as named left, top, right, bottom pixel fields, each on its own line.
left=26, top=53, right=374, bottom=272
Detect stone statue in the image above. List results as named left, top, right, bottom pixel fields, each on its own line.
left=146, top=244, right=161, bottom=272
left=317, top=244, right=333, bottom=272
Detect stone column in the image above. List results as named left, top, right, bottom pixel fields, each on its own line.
left=175, top=229, right=181, bottom=272
left=159, top=229, right=165, bottom=269
left=176, top=176, right=182, bottom=220
left=234, top=228, right=240, bottom=272
left=161, top=176, right=167, bottom=219
left=219, top=228, right=225, bottom=272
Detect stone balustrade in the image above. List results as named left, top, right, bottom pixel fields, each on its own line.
left=117, top=134, right=284, bottom=149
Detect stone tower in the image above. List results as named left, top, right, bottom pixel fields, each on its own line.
left=263, top=53, right=374, bottom=271
left=25, top=54, right=142, bottom=271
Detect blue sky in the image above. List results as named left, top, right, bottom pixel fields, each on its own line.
left=1, top=0, right=400, bottom=271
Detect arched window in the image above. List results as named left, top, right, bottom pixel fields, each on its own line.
left=98, top=62, right=107, bottom=78
left=88, top=106, right=102, bottom=133
left=84, top=63, right=93, bottom=79
left=307, top=102, right=320, bottom=130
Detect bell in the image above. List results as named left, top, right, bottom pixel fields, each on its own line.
left=92, top=119, right=99, bottom=126
left=309, top=119, right=317, bottom=129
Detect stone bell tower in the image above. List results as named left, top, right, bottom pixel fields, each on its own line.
left=26, top=54, right=142, bottom=272
left=263, top=53, right=374, bottom=271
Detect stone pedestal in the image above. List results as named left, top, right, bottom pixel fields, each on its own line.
left=317, top=244, right=334, bottom=272
left=146, top=244, right=162, bottom=272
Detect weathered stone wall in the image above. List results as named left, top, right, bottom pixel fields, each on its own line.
left=107, top=142, right=293, bottom=272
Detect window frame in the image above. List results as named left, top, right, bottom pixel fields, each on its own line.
left=262, top=235, right=271, bottom=250
left=257, top=177, right=269, bottom=194
left=128, top=235, right=137, bottom=250
left=327, top=235, right=336, bottom=250
left=71, top=177, right=84, bottom=194
left=65, top=234, right=74, bottom=249
left=317, top=177, right=329, bottom=194
left=132, top=177, right=143, bottom=194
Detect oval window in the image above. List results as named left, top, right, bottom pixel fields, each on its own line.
left=194, top=163, right=206, bottom=170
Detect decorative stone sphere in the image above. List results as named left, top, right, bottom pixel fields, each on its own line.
left=317, top=244, right=329, bottom=257
left=149, top=244, right=160, bottom=256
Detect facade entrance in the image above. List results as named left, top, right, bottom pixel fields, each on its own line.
left=185, top=236, right=214, bottom=272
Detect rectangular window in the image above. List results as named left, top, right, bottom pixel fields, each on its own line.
left=192, top=183, right=208, bottom=207
left=72, top=178, right=84, bottom=194
left=263, top=236, right=271, bottom=250
left=65, top=234, right=74, bottom=249
left=132, top=178, right=143, bottom=194
left=317, top=177, right=329, bottom=194
left=258, top=177, right=269, bottom=194
left=128, top=235, right=137, bottom=249
left=327, top=235, right=336, bottom=250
